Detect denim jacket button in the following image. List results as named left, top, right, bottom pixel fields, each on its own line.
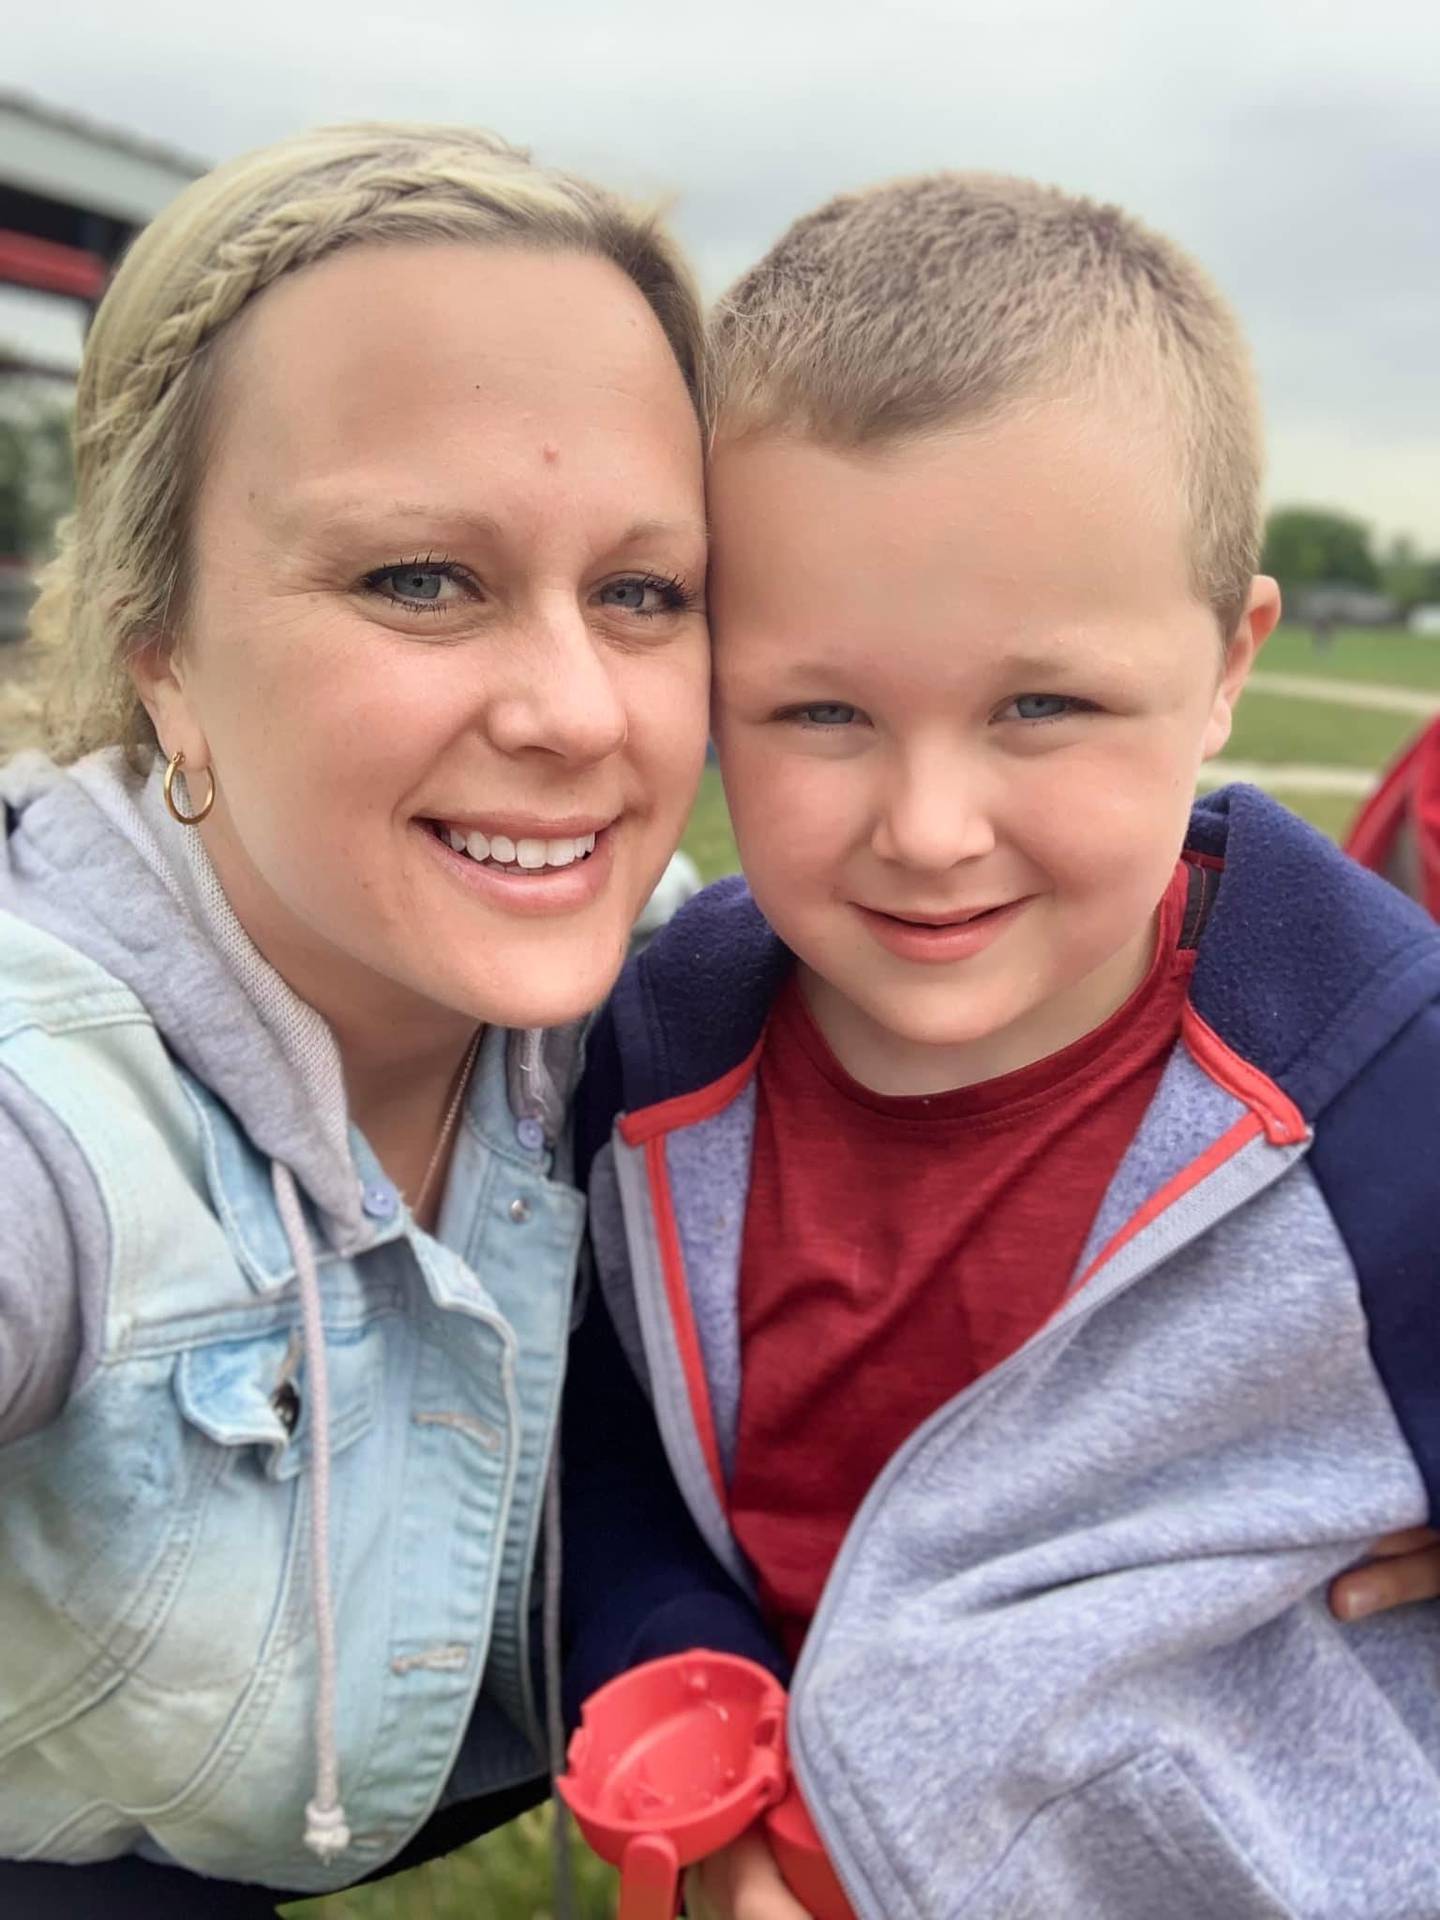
left=508, top=1196, right=532, bottom=1225
left=362, top=1181, right=398, bottom=1220
left=516, top=1116, right=546, bottom=1152
left=271, top=1381, right=301, bottom=1435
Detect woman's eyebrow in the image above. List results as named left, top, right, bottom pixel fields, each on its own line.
left=264, top=495, right=503, bottom=542
left=261, top=497, right=705, bottom=552
left=616, top=515, right=709, bottom=549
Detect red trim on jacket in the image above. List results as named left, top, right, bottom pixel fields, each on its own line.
left=618, top=1044, right=764, bottom=1147
left=640, top=1134, right=728, bottom=1509
left=1180, top=1004, right=1308, bottom=1146
left=1072, top=1112, right=1262, bottom=1291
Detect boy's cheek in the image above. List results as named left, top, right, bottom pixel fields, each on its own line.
left=719, top=737, right=846, bottom=865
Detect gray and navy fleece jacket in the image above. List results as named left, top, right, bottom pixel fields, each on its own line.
left=563, top=785, right=1440, bottom=1920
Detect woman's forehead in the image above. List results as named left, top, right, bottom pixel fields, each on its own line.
left=199, top=244, right=705, bottom=535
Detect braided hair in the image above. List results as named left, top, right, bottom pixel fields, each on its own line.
left=23, top=122, right=704, bottom=762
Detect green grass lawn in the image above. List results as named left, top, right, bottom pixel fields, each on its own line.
left=682, top=763, right=740, bottom=880
left=282, top=625, right=1436, bottom=1919
left=1223, top=690, right=1416, bottom=773
left=281, top=1809, right=616, bottom=1920
left=1259, top=624, right=1440, bottom=690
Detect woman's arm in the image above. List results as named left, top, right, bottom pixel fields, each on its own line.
left=560, top=1277, right=786, bottom=1728
left=0, top=1066, right=92, bottom=1443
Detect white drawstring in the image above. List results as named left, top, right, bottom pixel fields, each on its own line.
left=543, top=1442, right=577, bottom=1920
left=272, top=1162, right=352, bottom=1863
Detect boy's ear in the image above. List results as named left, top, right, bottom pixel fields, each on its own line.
left=127, top=632, right=209, bottom=770
left=1200, top=575, right=1281, bottom=762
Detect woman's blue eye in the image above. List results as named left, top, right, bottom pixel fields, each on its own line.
left=1010, top=694, right=1075, bottom=721
left=597, top=575, right=691, bottom=616
left=799, top=703, right=858, bottom=727
left=364, top=562, right=460, bottom=608
left=389, top=567, right=444, bottom=601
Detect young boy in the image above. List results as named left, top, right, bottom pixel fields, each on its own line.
left=562, top=174, right=1440, bottom=1918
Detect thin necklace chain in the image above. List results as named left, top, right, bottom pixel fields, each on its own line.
left=411, top=1026, right=484, bottom=1223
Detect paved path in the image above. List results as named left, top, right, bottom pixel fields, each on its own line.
left=1248, top=670, right=1440, bottom=717
left=1198, top=760, right=1373, bottom=796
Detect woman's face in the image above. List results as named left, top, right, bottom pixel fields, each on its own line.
left=140, top=243, right=709, bottom=1040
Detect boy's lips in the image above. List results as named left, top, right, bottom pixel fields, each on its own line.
left=854, top=895, right=1030, bottom=964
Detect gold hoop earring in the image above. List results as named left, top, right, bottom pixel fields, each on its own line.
left=163, top=749, right=216, bottom=827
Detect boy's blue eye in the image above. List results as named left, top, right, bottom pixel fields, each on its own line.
left=1010, top=693, right=1077, bottom=721
left=798, top=703, right=859, bottom=727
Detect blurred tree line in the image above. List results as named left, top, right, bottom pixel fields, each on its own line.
left=1262, top=506, right=1440, bottom=613
left=0, top=382, right=74, bottom=563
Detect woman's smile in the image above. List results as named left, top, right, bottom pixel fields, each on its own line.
left=419, top=812, right=617, bottom=914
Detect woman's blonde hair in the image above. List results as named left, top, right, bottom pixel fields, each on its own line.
left=22, top=122, right=705, bottom=762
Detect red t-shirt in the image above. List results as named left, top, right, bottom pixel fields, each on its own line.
left=728, top=862, right=1197, bottom=1658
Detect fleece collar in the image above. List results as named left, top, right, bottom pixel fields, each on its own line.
left=608, top=785, right=1440, bottom=1130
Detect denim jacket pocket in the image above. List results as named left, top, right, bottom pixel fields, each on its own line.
left=969, top=1751, right=1296, bottom=1920
left=174, top=1322, right=381, bottom=1481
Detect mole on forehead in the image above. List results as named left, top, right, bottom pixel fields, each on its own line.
left=542, top=443, right=560, bottom=464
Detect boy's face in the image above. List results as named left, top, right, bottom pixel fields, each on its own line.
left=707, top=399, right=1278, bottom=1094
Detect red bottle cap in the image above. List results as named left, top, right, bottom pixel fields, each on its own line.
left=558, top=1651, right=788, bottom=1920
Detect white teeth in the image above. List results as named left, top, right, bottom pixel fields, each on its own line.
left=438, top=822, right=601, bottom=869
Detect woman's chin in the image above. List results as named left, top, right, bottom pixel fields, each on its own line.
left=437, top=941, right=632, bottom=1032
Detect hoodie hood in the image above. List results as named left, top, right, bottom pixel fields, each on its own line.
left=0, top=748, right=374, bottom=1241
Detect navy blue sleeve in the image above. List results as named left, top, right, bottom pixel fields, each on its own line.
left=560, top=1263, right=788, bottom=1729
left=1307, top=998, right=1440, bottom=1521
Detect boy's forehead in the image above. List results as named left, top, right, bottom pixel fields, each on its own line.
left=706, top=402, right=1193, bottom=621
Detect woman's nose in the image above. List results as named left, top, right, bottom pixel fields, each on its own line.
left=484, top=605, right=629, bottom=765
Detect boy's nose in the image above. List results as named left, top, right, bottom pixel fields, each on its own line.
left=870, top=756, right=998, bottom=870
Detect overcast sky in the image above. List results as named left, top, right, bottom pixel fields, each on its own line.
left=9, top=0, right=1440, bottom=549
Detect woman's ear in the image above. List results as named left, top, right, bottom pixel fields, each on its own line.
left=1201, top=576, right=1281, bottom=762
left=128, top=633, right=209, bottom=769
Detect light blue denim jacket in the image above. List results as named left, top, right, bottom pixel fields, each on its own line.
left=0, top=752, right=586, bottom=1893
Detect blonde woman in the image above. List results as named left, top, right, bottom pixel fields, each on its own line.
left=0, top=123, right=710, bottom=1915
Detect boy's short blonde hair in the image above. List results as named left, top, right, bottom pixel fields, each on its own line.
left=709, top=172, right=1263, bottom=636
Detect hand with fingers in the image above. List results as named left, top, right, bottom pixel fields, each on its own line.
left=684, top=1830, right=815, bottom=1920
left=1330, top=1526, right=1440, bottom=1621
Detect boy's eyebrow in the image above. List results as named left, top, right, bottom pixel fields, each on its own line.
left=992, top=649, right=1092, bottom=680
left=762, top=648, right=1097, bottom=685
